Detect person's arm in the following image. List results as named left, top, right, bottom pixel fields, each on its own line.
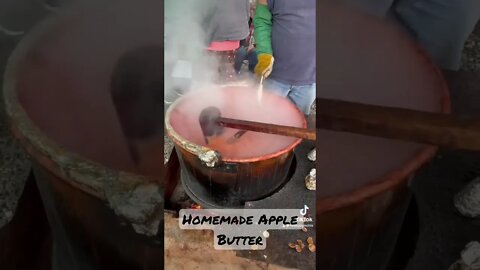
left=253, top=0, right=274, bottom=78
left=253, top=0, right=273, bottom=55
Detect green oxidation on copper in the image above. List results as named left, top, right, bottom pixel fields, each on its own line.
left=182, top=140, right=213, bottom=157
left=105, top=173, right=163, bottom=236
left=164, top=81, right=252, bottom=160
left=2, top=13, right=163, bottom=236
left=164, top=95, right=215, bottom=158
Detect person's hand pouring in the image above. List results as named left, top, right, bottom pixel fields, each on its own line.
left=254, top=54, right=274, bottom=79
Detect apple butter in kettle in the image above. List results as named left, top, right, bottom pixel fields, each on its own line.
left=168, top=86, right=306, bottom=160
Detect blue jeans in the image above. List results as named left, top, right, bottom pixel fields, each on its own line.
left=339, top=0, right=480, bottom=70
left=234, top=46, right=258, bottom=73
left=263, top=78, right=316, bottom=115
left=394, top=0, right=480, bottom=70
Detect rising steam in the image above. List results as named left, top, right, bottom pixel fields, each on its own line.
left=164, top=0, right=221, bottom=102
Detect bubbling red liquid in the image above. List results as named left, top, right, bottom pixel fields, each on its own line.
left=168, top=86, right=306, bottom=159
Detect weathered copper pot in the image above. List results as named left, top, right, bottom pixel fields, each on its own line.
left=165, top=84, right=306, bottom=207
left=3, top=1, right=164, bottom=269
left=314, top=2, right=451, bottom=269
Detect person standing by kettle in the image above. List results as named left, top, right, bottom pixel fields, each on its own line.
left=253, top=0, right=316, bottom=115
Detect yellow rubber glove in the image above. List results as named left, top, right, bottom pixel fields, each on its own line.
left=254, top=53, right=274, bottom=79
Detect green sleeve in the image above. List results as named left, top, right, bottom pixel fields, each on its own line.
left=253, top=3, right=273, bottom=55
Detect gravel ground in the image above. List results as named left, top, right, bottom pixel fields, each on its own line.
left=461, top=30, right=480, bottom=71
left=0, top=35, right=31, bottom=228
left=164, top=135, right=174, bottom=164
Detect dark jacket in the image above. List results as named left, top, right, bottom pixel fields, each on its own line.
left=203, top=0, right=250, bottom=45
